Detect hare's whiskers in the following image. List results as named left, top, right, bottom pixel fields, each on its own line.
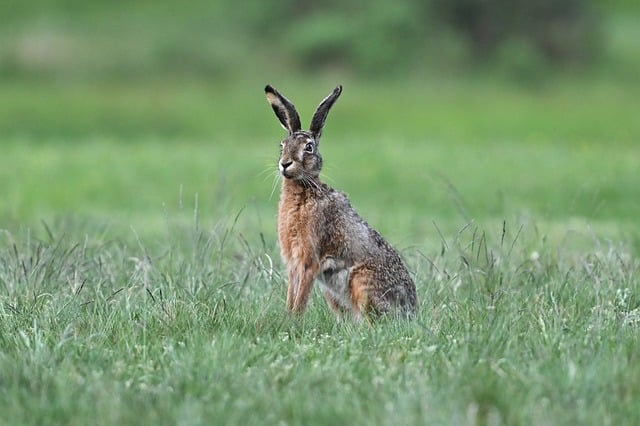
left=269, top=172, right=281, bottom=201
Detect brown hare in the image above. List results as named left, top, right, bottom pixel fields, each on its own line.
left=265, top=84, right=418, bottom=320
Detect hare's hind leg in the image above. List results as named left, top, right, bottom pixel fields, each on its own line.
left=322, top=289, right=350, bottom=316
left=349, top=266, right=382, bottom=320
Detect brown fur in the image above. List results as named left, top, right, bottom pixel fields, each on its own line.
left=265, top=85, right=418, bottom=320
left=349, top=265, right=373, bottom=317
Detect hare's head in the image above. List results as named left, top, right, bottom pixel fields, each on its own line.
left=265, top=85, right=342, bottom=182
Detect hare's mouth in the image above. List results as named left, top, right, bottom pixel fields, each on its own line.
left=280, top=168, right=303, bottom=181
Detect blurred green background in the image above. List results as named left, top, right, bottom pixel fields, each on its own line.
left=1, top=0, right=639, bottom=245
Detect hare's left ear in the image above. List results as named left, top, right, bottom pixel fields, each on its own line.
left=265, top=85, right=301, bottom=135
left=310, top=85, right=342, bottom=140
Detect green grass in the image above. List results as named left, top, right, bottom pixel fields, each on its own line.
left=1, top=75, right=640, bottom=425
left=2, top=77, right=639, bottom=234
left=1, top=215, right=638, bottom=425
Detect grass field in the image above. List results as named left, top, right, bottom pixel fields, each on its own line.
left=1, top=74, right=639, bottom=425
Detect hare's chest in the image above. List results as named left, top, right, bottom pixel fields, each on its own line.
left=277, top=200, right=317, bottom=264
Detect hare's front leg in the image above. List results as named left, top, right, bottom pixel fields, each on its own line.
left=286, top=267, right=296, bottom=311
left=287, top=261, right=319, bottom=314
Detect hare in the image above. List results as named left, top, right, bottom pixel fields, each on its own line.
left=265, top=84, right=418, bottom=320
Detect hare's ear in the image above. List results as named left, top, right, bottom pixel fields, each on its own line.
left=265, top=85, right=301, bottom=135
left=310, top=85, right=342, bottom=139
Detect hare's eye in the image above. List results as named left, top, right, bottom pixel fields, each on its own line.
left=304, top=142, right=314, bottom=153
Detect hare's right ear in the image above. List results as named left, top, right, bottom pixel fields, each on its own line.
left=310, top=85, right=342, bottom=140
left=265, top=85, right=301, bottom=135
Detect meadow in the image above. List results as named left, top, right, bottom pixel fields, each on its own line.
left=1, top=72, right=639, bottom=426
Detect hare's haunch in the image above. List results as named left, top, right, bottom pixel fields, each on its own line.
left=265, top=85, right=418, bottom=320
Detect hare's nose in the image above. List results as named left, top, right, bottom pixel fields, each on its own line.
left=280, top=161, right=293, bottom=171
